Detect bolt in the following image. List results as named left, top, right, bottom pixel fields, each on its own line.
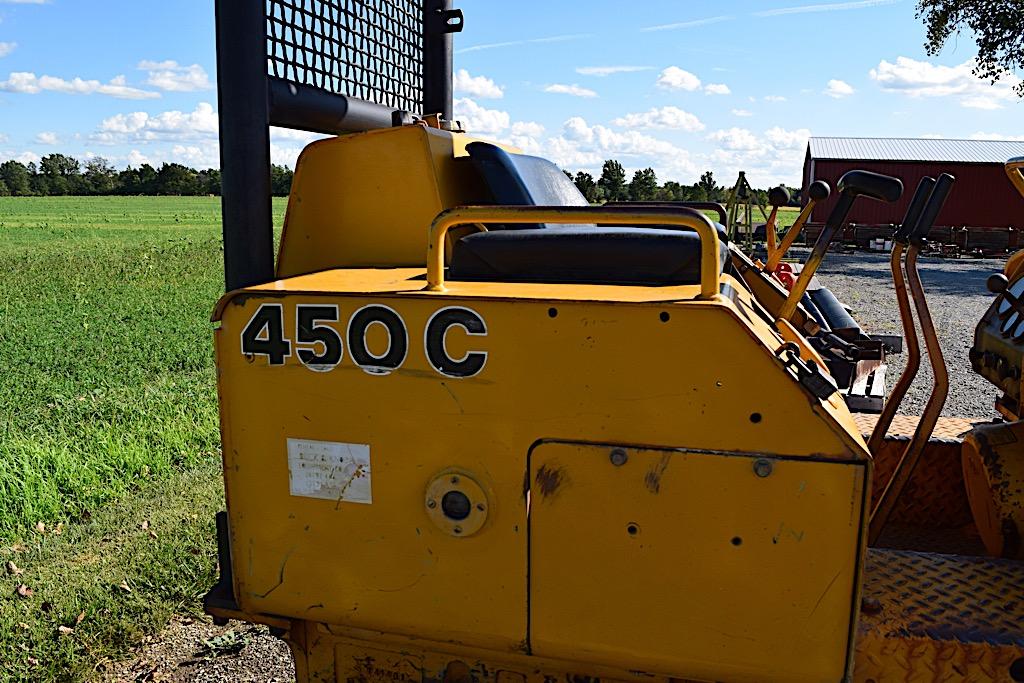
left=450, top=475, right=460, bottom=485
left=426, top=499, right=437, bottom=509
left=753, top=459, right=773, bottom=478
left=453, top=526, right=463, bottom=534
left=860, top=597, right=883, bottom=616
left=610, top=448, right=628, bottom=466
left=476, top=503, right=485, bottom=512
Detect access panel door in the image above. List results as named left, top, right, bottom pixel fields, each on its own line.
left=528, top=441, right=867, bottom=683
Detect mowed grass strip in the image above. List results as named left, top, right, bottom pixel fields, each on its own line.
left=0, top=196, right=285, bottom=680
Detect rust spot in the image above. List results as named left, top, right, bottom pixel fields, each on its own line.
left=534, top=464, right=566, bottom=499
left=644, top=454, right=671, bottom=494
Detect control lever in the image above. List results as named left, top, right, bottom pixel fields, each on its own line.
left=810, top=332, right=862, bottom=363
left=765, top=180, right=830, bottom=273
left=775, top=342, right=838, bottom=400
left=869, top=173, right=955, bottom=545
left=778, top=171, right=903, bottom=323
left=866, top=176, right=936, bottom=454
left=764, top=186, right=791, bottom=260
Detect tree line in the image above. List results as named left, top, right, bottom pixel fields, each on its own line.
left=0, top=154, right=295, bottom=197
left=0, top=153, right=797, bottom=205
left=566, top=160, right=797, bottom=206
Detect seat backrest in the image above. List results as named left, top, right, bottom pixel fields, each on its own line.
left=466, top=141, right=591, bottom=229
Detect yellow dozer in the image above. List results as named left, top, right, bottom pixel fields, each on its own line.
left=204, top=3, right=1024, bottom=681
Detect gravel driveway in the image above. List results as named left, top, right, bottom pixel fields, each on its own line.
left=816, top=250, right=1003, bottom=419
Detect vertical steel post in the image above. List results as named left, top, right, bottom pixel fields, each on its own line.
left=216, top=0, right=274, bottom=290
left=423, top=0, right=460, bottom=119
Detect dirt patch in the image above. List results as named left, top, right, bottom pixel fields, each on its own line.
left=100, top=615, right=294, bottom=682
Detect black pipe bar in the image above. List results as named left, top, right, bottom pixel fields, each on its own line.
left=216, top=0, right=275, bottom=291
left=269, top=78, right=402, bottom=135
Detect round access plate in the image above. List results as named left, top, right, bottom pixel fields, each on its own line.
left=425, top=471, right=489, bottom=537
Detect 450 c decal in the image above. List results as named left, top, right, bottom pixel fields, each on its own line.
left=239, top=303, right=488, bottom=379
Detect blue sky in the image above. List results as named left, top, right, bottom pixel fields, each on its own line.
left=0, top=0, right=1020, bottom=186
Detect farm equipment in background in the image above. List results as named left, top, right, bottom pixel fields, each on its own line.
left=724, top=170, right=770, bottom=249
left=203, top=2, right=1024, bottom=681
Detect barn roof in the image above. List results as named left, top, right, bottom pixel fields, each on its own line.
left=808, top=137, right=1024, bottom=164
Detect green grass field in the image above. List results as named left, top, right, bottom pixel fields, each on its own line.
left=0, top=196, right=285, bottom=681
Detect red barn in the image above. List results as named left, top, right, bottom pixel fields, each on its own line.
left=803, top=137, right=1024, bottom=253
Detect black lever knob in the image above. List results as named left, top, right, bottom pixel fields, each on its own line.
left=988, top=273, right=1009, bottom=294
left=807, top=180, right=830, bottom=202
left=837, top=170, right=904, bottom=203
left=768, top=186, right=790, bottom=208
left=910, top=173, right=954, bottom=243
left=894, top=177, right=936, bottom=244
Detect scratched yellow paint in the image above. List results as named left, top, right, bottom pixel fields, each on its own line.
left=214, top=273, right=870, bottom=679
left=530, top=442, right=865, bottom=683
left=211, top=124, right=874, bottom=682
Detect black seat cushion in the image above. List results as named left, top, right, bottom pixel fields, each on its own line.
left=466, top=141, right=591, bottom=230
left=457, top=141, right=727, bottom=285
left=449, top=226, right=729, bottom=286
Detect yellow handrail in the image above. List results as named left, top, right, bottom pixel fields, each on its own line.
left=426, top=205, right=722, bottom=299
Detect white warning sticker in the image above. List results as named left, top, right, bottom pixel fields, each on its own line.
left=286, top=438, right=372, bottom=504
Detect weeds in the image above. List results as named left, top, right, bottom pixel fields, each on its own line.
left=0, top=196, right=286, bottom=681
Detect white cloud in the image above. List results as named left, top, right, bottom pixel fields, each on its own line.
left=510, top=121, right=545, bottom=137
left=765, top=126, right=812, bottom=149
left=732, top=109, right=753, bottom=117
left=824, top=79, right=855, bottom=98
left=970, top=132, right=1024, bottom=141
left=488, top=113, right=701, bottom=181
left=126, top=149, right=151, bottom=167
left=0, top=133, right=7, bottom=143
left=764, top=95, right=787, bottom=102
left=641, top=15, right=733, bottom=31
left=269, top=126, right=324, bottom=144
left=0, top=72, right=159, bottom=99
left=171, top=144, right=219, bottom=168
left=0, top=42, right=15, bottom=58
left=705, top=83, right=731, bottom=95
left=706, top=126, right=811, bottom=185
left=0, top=149, right=40, bottom=165
left=553, top=117, right=701, bottom=178
left=960, top=96, right=1004, bottom=110
left=870, top=56, right=1020, bottom=109
left=657, top=66, right=701, bottom=91
left=138, top=60, right=212, bottom=92
left=453, top=68, right=503, bottom=99
left=34, top=131, right=58, bottom=144
left=544, top=83, right=598, bottom=98
left=457, top=33, right=590, bottom=55
left=453, top=97, right=511, bottom=135
left=755, top=0, right=899, bottom=17
left=612, top=106, right=705, bottom=132
left=93, top=102, right=218, bottom=143
left=709, top=127, right=761, bottom=151
left=575, top=65, right=653, bottom=77
left=270, top=143, right=308, bottom=169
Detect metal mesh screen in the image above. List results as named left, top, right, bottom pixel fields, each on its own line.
left=267, top=0, right=425, bottom=112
